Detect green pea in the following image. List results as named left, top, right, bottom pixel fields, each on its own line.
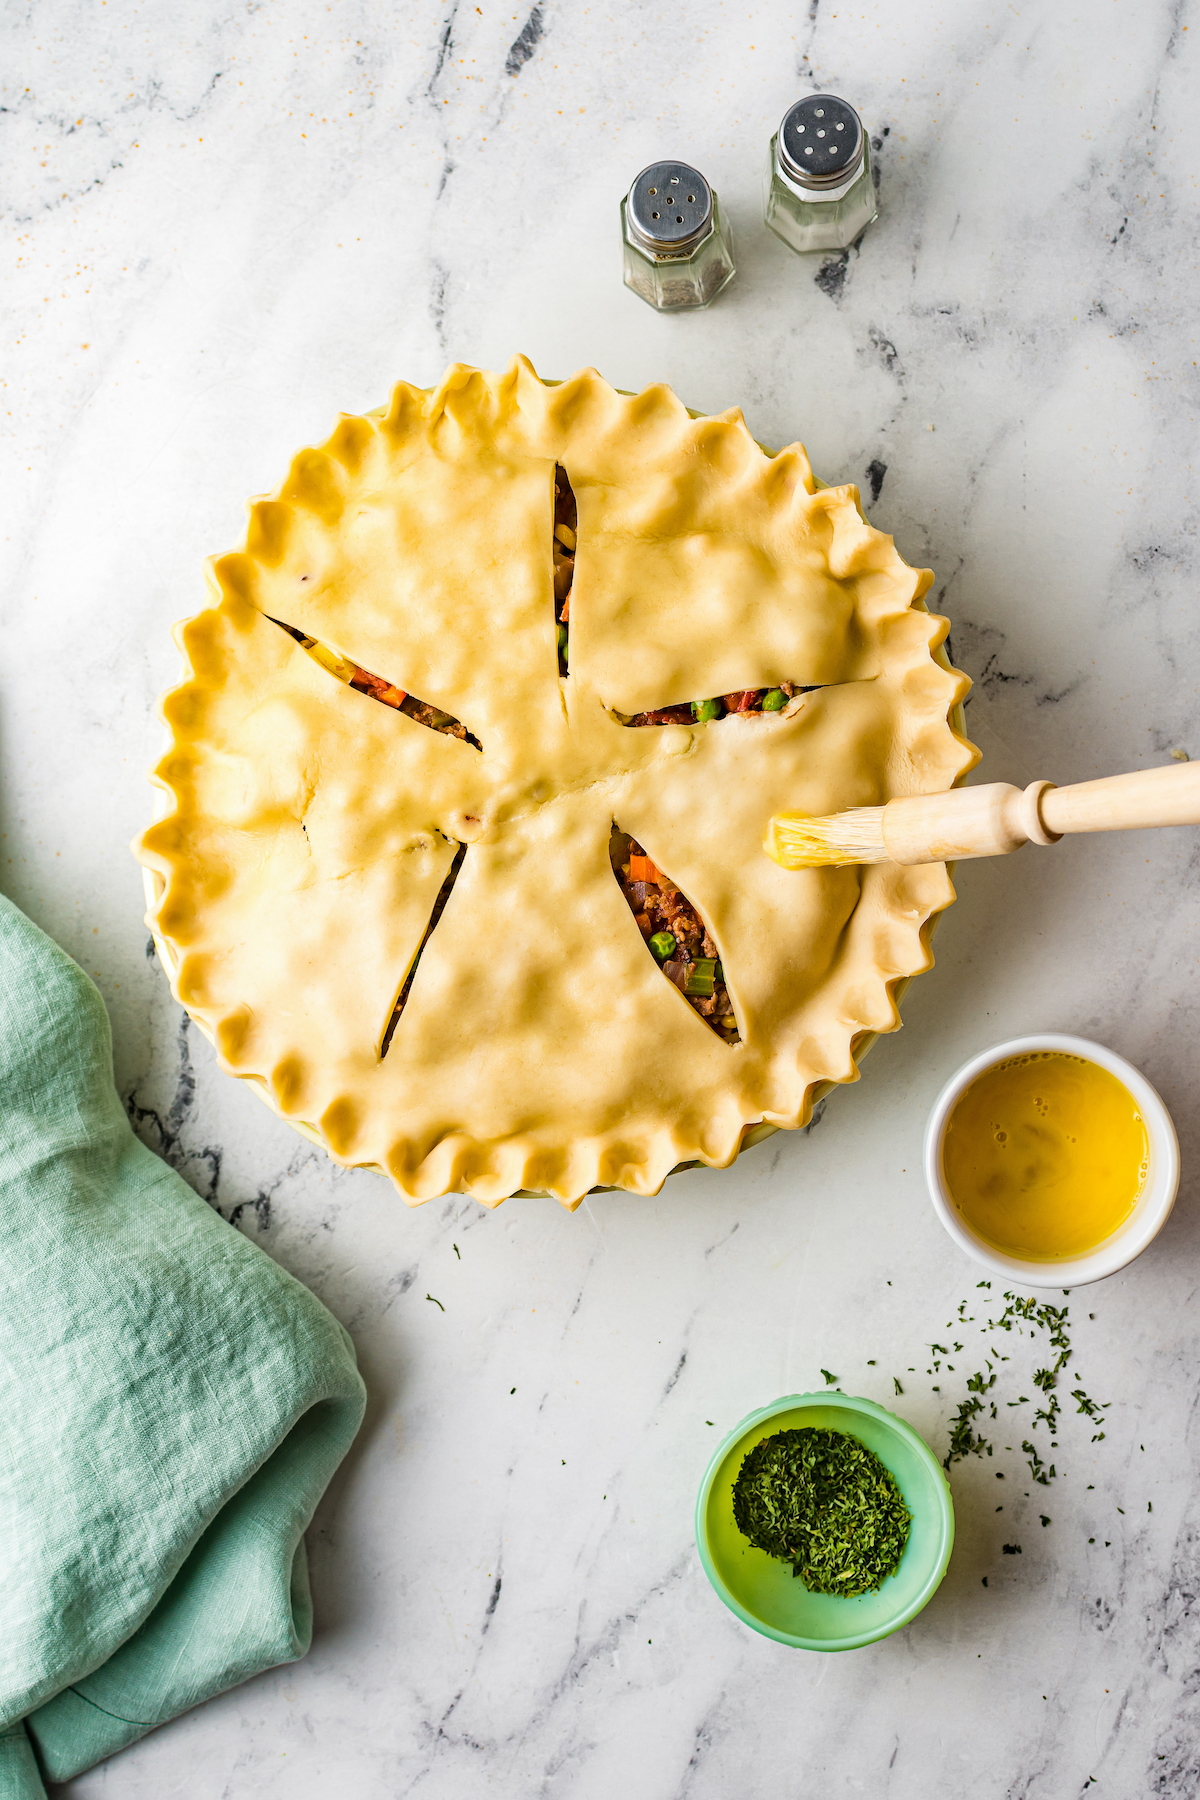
left=761, top=688, right=787, bottom=711
left=649, top=931, right=676, bottom=962
left=692, top=696, right=723, bottom=722
left=556, top=623, right=569, bottom=663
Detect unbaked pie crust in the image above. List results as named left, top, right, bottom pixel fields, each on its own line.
left=136, top=357, right=978, bottom=1208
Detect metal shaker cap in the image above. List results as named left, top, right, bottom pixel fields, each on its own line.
left=778, top=95, right=864, bottom=189
left=626, top=162, right=713, bottom=250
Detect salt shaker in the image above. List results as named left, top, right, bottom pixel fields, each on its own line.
left=764, top=95, right=877, bottom=255
left=621, top=161, right=736, bottom=312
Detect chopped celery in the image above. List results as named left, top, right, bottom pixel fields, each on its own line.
left=307, top=639, right=357, bottom=684
left=683, top=958, right=716, bottom=997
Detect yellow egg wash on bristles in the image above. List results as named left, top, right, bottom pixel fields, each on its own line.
left=943, top=1052, right=1148, bottom=1260
left=764, top=807, right=888, bottom=869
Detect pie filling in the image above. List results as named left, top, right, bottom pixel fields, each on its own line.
left=554, top=463, right=576, bottom=677
left=625, top=683, right=819, bottom=727
left=380, top=838, right=467, bottom=1057
left=272, top=619, right=481, bottom=749
left=612, top=830, right=740, bottom=1042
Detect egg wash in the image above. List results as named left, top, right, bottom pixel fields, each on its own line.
left=942, top=1051, right=1148, bottom=1260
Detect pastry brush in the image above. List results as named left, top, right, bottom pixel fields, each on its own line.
left=765, top=761, right=1200, bottom=869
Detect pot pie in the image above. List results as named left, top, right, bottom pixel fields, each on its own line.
left=136, top=357, right=977, bottom=1208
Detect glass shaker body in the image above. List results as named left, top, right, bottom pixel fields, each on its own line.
left=621, top=162, right=736, bottom=312
left=764, top=95, right=877, bottom=255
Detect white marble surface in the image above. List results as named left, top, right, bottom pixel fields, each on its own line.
left=5, top=0, right=1200, bottom=1792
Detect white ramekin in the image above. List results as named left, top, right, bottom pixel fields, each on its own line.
left=924, top=1033, right=1180, bottom=1289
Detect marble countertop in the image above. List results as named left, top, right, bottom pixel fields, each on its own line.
left=5, top=0, right=1200, bottom=1793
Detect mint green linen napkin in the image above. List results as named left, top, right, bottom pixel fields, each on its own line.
left=0, top=894, right=367, bottom=1796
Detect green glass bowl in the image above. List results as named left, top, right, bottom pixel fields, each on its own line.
left=695, top=1391, right=955, bottom=1651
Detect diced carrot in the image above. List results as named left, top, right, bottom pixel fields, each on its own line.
left=351, top=665, right=407, bottom=707
left=723, top=689, right=762, bottom=713
left=629, top=854, right=659, bottom=884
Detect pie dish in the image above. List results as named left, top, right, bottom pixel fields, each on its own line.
left=136, top=356, right=977, bottom=1208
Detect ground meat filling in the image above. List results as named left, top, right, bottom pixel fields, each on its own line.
left=616, top=835, right=739, bottom=1041
left=626, top=683, right=815, bottom=727
left=554, top=464, right=576, bottom=677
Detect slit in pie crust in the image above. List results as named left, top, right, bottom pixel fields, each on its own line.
left=135, top=356, right=978, bottom=1209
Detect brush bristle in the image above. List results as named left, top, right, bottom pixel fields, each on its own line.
left=765, top=807, right=889, bottom=869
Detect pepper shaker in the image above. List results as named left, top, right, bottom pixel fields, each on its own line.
left=764, top=95, right=878, bottom=255
left=621, top=161, right=736, bottom=312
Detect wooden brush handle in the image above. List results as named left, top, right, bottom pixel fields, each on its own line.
left=882, top=762, right=1200, bottom=864
left=882, top=783, right=1053, bottom=863
left=1040, top=762, right=1200, bottom=835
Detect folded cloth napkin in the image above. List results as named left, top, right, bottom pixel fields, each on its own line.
left=0, top=895, right=366, bottom=1797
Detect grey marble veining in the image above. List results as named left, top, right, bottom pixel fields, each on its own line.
left=4, top=1, right=1200, bottom=1794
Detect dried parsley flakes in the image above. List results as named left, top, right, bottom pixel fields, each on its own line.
left=732, top=1427, right=911, bottom=1596
left=942, top=1290, right=1109, bottom=1484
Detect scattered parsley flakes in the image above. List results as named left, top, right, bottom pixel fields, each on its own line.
left=945, top=1394, right=989, bottom=1468
left=1022, top=1439, right=1054, bottom=1487
left=942, top=1292, right=1108, bottom=1486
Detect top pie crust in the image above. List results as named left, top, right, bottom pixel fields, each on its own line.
left=136, top=356, right=978, bottom=1208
